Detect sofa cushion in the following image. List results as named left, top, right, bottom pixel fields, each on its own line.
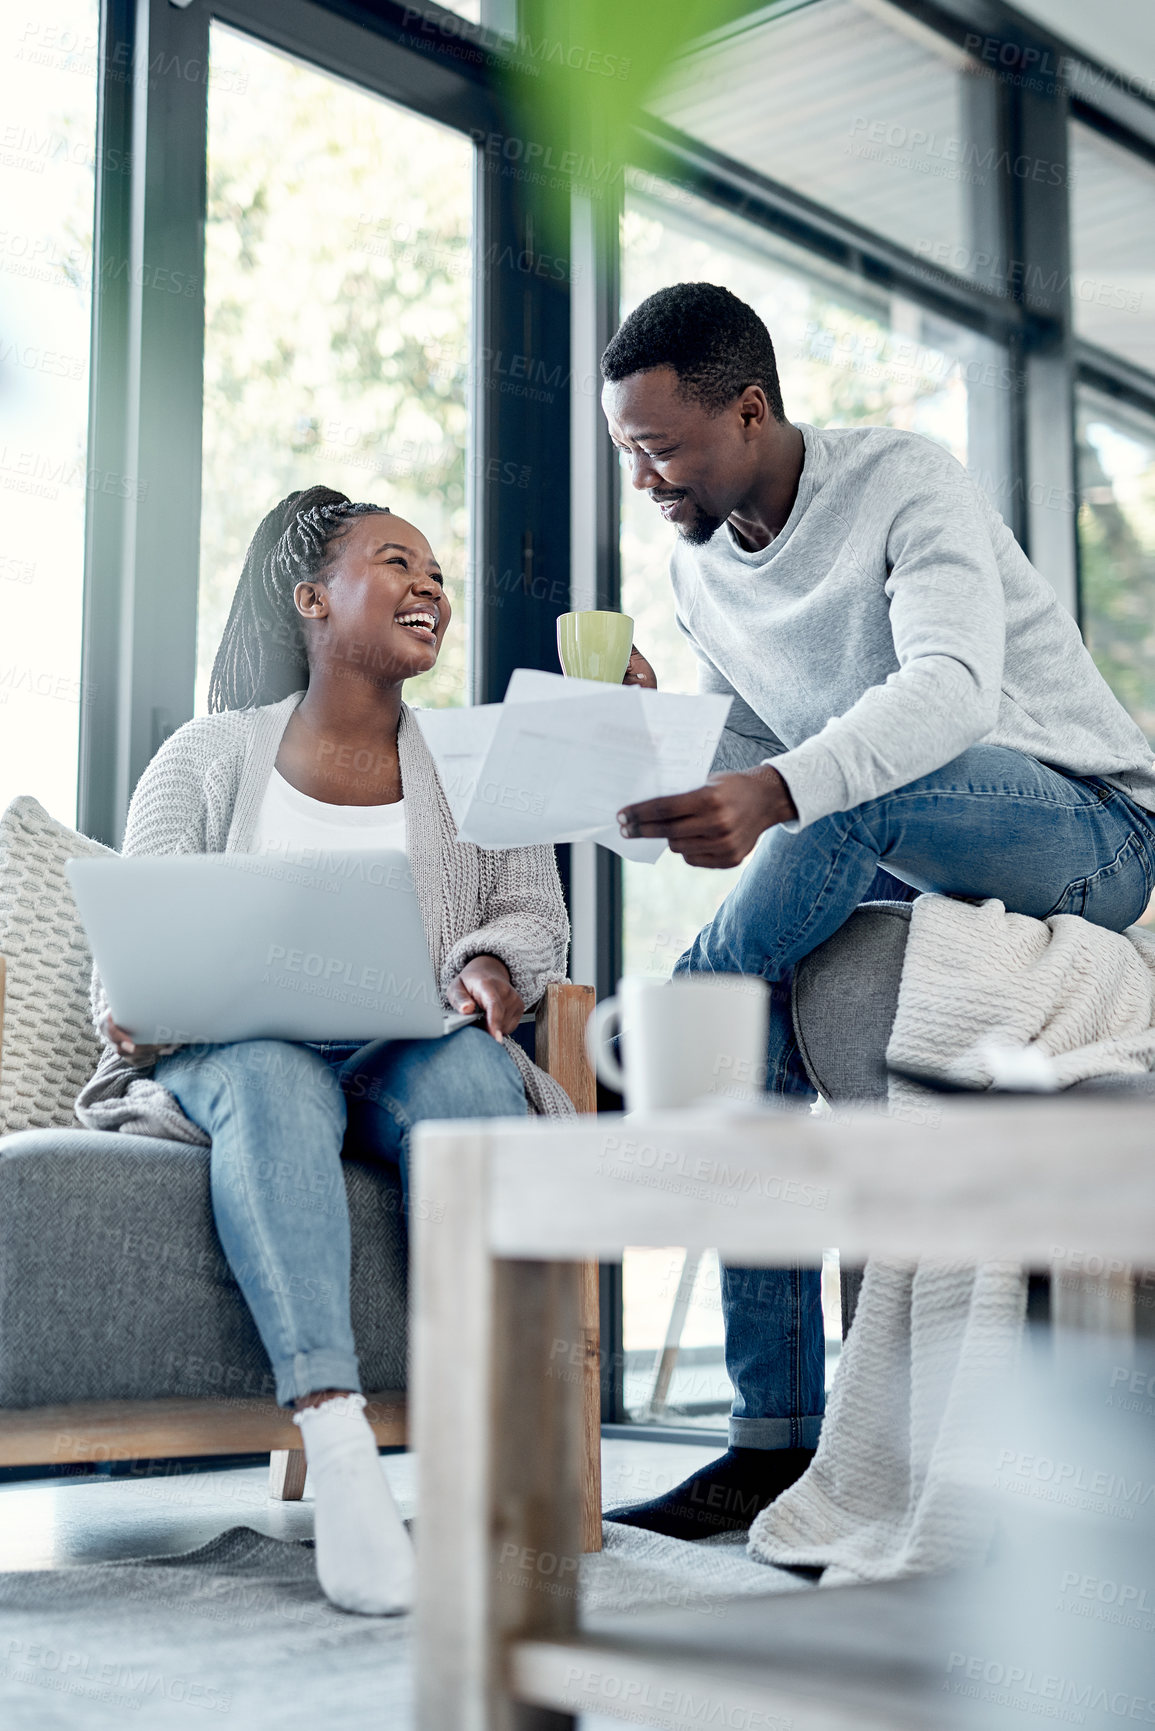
left=0, top=796, right=113, bottom=1135
left=0, top=1128, right=408, bottom=1406
left=792, top=903, right=913, bottom=1102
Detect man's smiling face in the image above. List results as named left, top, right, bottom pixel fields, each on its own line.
left=602, top=365, right=764, bottom=546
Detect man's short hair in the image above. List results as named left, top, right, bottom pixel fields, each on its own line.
left=600, top=282, right=785, bottom=420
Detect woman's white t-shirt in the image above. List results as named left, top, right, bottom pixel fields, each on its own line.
left=251, top=768, right=407, bottom=861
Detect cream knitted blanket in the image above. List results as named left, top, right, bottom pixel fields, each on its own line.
left=750, top=896, right=1155, bottom=1585
left=888, top=894, right=1155, bottom=1101
left=748, top=1258, right=1025, bottom=1584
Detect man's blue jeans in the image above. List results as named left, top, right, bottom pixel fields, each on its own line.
left=674, top=745, right=1155, bottom=1451
left=155, top=1027, right=527, bottom=1405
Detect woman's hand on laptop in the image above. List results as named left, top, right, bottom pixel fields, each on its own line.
left=617, top=764, right=798, bottom=867
left=102, top=1015, right=162, bottom=1066
left=447, top=955, right=525, bottom=1043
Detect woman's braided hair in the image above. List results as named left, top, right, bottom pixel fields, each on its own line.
left=207, top=486, right=390, bottom=712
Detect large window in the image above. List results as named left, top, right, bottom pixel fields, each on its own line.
left=0, top=1, right=99, bottom=825
left=652, top=0, right=996, bottom=276
left=1070, top=123, right=1155, bottom=375
left=198, top=24, right=474, bottom=714
left=1076, top=389, right=1155, bottom=743
left=623, top=1248, right=731, bottom=1425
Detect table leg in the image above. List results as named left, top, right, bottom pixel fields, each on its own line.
left=414, top=1127, right=583, bottom=1731
left=579, top=1259, right=603, bottom=1553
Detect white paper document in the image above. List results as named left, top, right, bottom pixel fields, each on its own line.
left=415, top=670, right=732, bottom=861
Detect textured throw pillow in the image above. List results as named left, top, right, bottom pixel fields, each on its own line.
left=0, top=795, right=114, bottom=1134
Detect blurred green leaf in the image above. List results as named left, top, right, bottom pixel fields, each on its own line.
left=500, top=0, right=754, bottom=249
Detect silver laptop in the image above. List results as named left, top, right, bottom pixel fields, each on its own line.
left=66, top=851, right=478, bottom=1046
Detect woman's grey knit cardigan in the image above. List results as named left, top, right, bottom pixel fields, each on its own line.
left=76, top=692, right=575, bottom=1140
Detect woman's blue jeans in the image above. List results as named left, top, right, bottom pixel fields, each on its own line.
left=673, top=745, right=1155, bottom=1451
left=155, top=1027, right=527, bottom=1405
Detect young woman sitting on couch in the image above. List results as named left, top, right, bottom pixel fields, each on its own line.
left=76, top=486, right=573, bottom=1615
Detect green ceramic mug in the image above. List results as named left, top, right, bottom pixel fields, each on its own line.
left=556, top=610, right=635, bottom=684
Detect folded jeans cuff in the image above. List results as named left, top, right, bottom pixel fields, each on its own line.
left=728, top=1414, right=823, bottom=1451
left=273, top=1349, right=363, bottom=1409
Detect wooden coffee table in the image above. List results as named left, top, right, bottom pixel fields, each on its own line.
left=411, top=1099, right=1154, bottom=1730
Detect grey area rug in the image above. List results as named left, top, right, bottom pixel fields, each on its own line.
left=0, top=1524, right=810, bottom=1729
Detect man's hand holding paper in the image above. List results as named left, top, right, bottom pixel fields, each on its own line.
left=617, top=762, right=798, bottom=868
left=414, top=669, right=731, bottom=862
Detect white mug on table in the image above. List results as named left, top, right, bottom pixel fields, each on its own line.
left=587, top=974, right=770, bottom=1113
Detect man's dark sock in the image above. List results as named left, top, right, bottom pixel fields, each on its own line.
left=605, top=1445, right=815, bottom=1541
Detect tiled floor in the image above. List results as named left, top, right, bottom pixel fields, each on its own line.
left=0, top=1436, right=721, bottom=1573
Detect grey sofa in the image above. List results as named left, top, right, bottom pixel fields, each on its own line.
left=0, top=1125, right=409, bottom=1410
left=792, top=900, right=912, bottom=1103
left=0, top=964, right=597, bottom=1496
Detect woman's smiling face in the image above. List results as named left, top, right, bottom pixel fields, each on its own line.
left=294, top=511, right=451, bottom=684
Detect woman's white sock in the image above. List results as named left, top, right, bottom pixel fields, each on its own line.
left=292, top=1393, right=414, bottom=1615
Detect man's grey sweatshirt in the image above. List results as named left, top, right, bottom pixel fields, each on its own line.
left=676, top=422, right=1155, bottom=829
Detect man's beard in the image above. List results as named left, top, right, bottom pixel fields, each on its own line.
left=677, top=500, right=724, bottom=546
